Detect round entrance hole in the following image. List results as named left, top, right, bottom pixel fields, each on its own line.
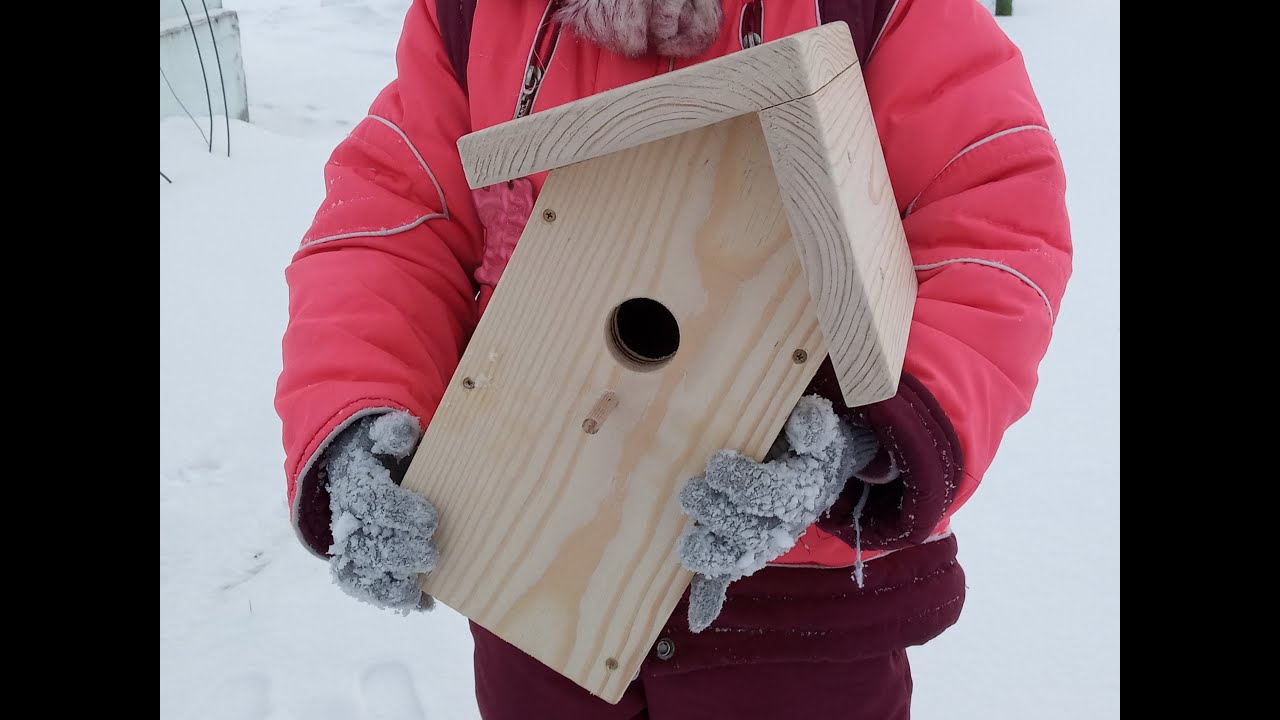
left=608, top=297, right=680, bottom=370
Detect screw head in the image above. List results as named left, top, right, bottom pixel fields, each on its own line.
left=461, top=377, right=476, bottom=390
left=542, top=209, right=557, bottom=223
left=655, top=638, right=675, bottom=660
left=792, top=349, right=809, bottom=364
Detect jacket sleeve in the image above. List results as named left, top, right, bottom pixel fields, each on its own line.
left=274, top=0, right=484, bottom=557
left=815, top=0, right=1072, bottom=550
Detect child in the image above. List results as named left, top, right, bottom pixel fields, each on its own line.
left=275, top=1, right=1072, bottom=718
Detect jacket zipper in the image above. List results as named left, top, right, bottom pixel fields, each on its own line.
left=740, top=0, right=764, bottom=48
left=514, top=1, right=565, bottom=120
left=517, top=0, right=763, bottom=119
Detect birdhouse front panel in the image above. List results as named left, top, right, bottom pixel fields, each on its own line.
left=402, top=113, right=828, bottom=702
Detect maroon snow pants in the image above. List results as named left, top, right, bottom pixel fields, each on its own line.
left=472, top=536, right=964, bottom=720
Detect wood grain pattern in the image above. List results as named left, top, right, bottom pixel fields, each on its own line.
left=405, top=115, right=828, bottom=703
left=457, top=22, right=857, bottom=189
left=760, top=63, right=917, bottom=406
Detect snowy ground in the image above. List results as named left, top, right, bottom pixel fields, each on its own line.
left=159, top=1, right=1119, bottom=718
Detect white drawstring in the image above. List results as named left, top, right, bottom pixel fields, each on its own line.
left=850, top=482, right=872, bottom=588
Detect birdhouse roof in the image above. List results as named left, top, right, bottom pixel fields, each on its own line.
left=457, top=22, right=858, bottom=189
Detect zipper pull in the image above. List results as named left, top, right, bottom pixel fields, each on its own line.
left=513, top=1, right=564, bottom=119
left=514, top=65, right=544, bottom=120
left=741, top=0, right=764, bottom=49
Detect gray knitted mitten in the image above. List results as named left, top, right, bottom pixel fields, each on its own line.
left=324, top=411, right=438, bottom=613
left=677, top=395, right=880, bottom=632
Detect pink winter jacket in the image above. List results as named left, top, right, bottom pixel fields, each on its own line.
left=275, top=0, right=1072, bottom=570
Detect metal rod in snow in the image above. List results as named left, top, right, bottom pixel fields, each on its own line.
left=200, top=0, right=232, bottom=157
left=178, top=0, right=215, bottom=153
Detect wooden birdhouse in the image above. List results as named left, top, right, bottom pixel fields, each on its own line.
left=401, top=22, right=916, bottom=704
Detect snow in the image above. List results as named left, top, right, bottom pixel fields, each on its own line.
left=159, top=1, right=1119, bottom=718
left=368, top=411, right=422, bottom=458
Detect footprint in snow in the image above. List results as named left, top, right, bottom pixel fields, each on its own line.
left=360, top=661, right=427, bottom=720
left=186, top=671, right=271, bottom=720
